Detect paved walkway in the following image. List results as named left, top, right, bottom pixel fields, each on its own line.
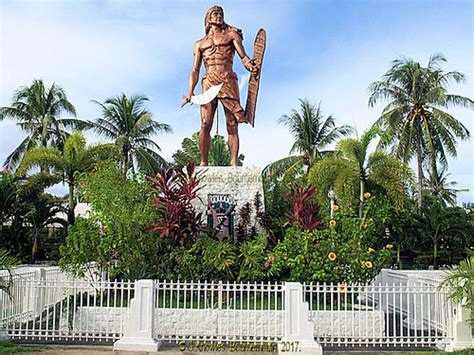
left=19, top=344, right=444, bottom=355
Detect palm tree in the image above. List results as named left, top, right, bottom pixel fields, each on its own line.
left=0, top=249, right=20, bottom=296
left=424, top=164, right=458, bottom=206
left=418, top=197, right=472, bottom=269
left=91, top=94, right=172, bottom=177
left=17, top=131, right=116, bottom=225
left=0, top=79, right=82, bottom=171
left=368, top=54, right=473, bottom=208
left=24, top=193, right=66, bottom=263
left=264, top=99, right=353, bottom=177
left=309, top=128, right=412, bottom=214
left=173, top=132, right=244, bottom=169
left=0, top=171, right=17, bottom=227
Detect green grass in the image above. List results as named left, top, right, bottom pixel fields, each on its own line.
left=0, top=340, right=43, bottom=353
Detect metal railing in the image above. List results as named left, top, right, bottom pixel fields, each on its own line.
left=303, top=282, right=452, bottom=348
left=153, top=280, right=285, bottom=343
left=0, top=276, right=457, bottom=349
left=2, top=278, right=134, bottom=342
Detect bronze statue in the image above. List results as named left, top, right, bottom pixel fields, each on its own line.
left=182, top=6, right=265, bottom=166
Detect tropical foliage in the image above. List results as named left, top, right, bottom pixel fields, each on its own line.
left=147, top=163, right=204, bottom=248
left=17, top=132, right=116, bottom=225
left=1, top=53, right=472, bottom=282
left=309, top=128, right=412, bottom=213
left=264, top=99, right=353, bottom=177
left=91, top=94, right=172, bottom=177
left=441, top=249, right=474, bottom=326
left=368, top=54, right=472, bottom=208
left=60, top=163, right=162, bottom=279
left=173, top=132, right=244, bottom=169
left=0, top=79, right=81, bottom=171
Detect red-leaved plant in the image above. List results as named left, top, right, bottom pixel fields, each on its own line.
left=283, top=183, right=322, bottom=231
left=147, top=163, right=204, bottom=247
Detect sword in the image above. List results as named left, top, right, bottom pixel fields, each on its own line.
left=181, top=83, right=223, bottom=107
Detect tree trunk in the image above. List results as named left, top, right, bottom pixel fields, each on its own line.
left=68, top=182, right=76, bottom=226
left=123, top=148, right=129, bottom=179
left=31, top=229, right=38, bottom=263
left=416, top=138, right=423, bottom=210
left=433, top=240, right=438, bottom=269
left=397, top=246, right=401, bottom=269
left=359, top=174, right=365, bottom=218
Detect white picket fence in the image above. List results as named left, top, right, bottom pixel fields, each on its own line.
left=0, top=268, right=471, bottom=351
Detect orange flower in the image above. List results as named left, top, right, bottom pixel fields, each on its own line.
left=332, top=205, right=339, bottom=211
left=339, top=283, right=346, bottom=292
left=386, top=244, right=394, bottom=250
left=329, top=220, right=336, bottom=227
left=364, top=261, right=373, bottom=269
left=368, top=247, right=375, bottom=253
left=328, top=252, right=337, bottom=261
left=363, top=192, right=371, bottom=199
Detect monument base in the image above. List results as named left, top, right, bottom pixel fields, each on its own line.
left=194, top=166, right=265, bottom=235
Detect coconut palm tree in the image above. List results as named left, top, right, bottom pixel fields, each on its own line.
left=368, top=54, right=473, bottom=208
left=173, top=132, right=244, bottom=169
left=17, top=131, right=116, bottom=225
left=309, top=128, right=412, bottom=214
left=264, top=99, right=353, bottom=177
left=91, top=94, right=172, bottom=177
left=0, top=79, right=83, bottom=171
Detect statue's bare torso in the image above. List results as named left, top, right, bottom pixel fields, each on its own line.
left=198, top=29, right=239, bottom=75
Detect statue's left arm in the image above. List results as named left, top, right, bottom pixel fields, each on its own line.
left=231, top=31, right=257, bottom=76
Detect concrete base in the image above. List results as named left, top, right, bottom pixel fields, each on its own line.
left=0, top=329, right=9, bottom=341
left=113, top=338, right=161, bottom=352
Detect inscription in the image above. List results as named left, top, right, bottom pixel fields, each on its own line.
left=202, top=172, right=262, bottom=185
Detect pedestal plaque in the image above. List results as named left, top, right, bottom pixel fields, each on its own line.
left=194, top=166, right=265, bottom=235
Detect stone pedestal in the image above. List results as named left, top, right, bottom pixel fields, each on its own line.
left=194, top=166, right=265, bottom=235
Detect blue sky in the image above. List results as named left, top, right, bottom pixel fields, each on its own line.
left=1, top=0, right=473, bottom=203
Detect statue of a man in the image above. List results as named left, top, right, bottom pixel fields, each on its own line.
left=182, top=6, right=257, bottom=166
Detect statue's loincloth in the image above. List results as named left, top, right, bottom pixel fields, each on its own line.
left=202, top=71, right=247, bottom=123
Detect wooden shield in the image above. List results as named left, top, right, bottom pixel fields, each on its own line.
left=245, top=28, right=266, bottom=127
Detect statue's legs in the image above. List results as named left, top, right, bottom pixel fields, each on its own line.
left=199, top=99, right=217, bottom=166
left=223, top=105, right=239, bottom=167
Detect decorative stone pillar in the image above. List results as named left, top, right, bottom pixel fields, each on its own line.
left=445, top=303, right=474, bottom=351
left=114, top=280, right=160, bottom=352
left=281, top=282, right=323, bottom=354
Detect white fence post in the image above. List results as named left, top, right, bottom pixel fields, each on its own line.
left=281, top=282, right=322, bottom=354
left=445, top=303, right=474, bottom=351
left=114, top=279, right=160, bottom=352
left=32, top=268, right=46, bottom=317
